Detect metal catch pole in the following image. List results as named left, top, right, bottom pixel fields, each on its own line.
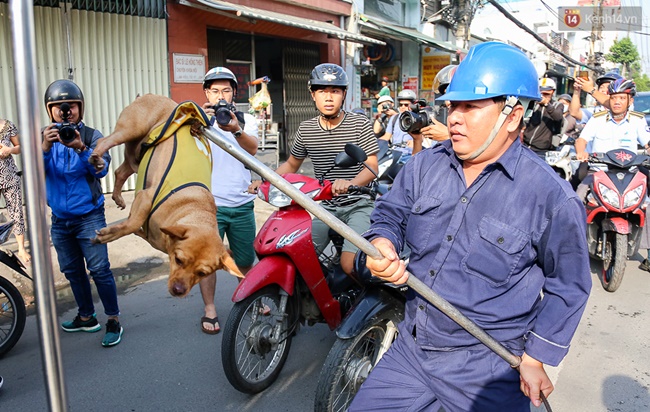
left=201, top=125, right=552, bottom=409
left=10, top=1, right=68, bottom=410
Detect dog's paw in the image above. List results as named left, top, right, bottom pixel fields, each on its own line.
left=88, top=153, right=106, bottom=172
left=112, top=194, right=126, bottom=210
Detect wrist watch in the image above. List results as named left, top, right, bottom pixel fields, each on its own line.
left=75, top=145, right=86, bottom=154
left=233, top=129, right=243, bottom=138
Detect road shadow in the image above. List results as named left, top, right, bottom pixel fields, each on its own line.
left=602, top=374, right=650, bottom=411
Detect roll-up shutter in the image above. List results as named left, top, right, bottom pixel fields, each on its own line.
left=281, top=43, right=319, bottom=156
left=0, top=1, right=168, bottom=193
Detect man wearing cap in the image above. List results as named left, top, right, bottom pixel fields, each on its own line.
left=375, top=76, right=391, bottom=99
left=374, top=95, right=397, bottom=138
left=557, top=94, right=579, bottom=138
left=571, top=72, right=622, bottom=124
left=350, top=42, right=590, bottom=411
left=522, top=77, right=564, bottom=153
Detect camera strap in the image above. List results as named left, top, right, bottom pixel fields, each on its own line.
left=81, top=126, right=101, bottom=205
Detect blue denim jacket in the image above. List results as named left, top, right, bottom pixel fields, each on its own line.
left=365, top=138, right=591, bottom=366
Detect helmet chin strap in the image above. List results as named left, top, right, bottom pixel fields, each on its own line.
left=458, top=96, right=519, bottom=161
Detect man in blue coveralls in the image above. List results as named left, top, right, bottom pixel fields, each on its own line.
left=350, top=42, right=591, bottom=411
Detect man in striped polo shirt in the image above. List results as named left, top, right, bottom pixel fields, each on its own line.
left=250, top=63, right=379, bottom=275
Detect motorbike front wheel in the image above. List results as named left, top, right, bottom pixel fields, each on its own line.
left=314, top=320, right=399, bottom=412
left=600, top=232, right=627, bottom=292
left=221, top=286, right=294, bottom=394
left=0, top=275, right=26, bottom=357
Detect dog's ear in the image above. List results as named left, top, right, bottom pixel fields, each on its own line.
left=220, top=254, right=244, bottom=278
left=160, top=224, right=189, bottom=241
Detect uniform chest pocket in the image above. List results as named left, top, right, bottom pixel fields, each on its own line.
left=406, top=196, right=443, bottom=254
left=462, top=217, right=530, bottom=287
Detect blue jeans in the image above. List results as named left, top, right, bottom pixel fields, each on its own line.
left=51, top=206, right=119, bottom=317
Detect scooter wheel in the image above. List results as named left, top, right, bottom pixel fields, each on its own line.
left=221, top=285, right=294, bottom=393
left=0, top=275, right=26, bottom=357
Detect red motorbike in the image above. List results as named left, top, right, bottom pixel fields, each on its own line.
left=585, top=148, right=649, bottom=292
left=221, top=150, right=377, bottom=394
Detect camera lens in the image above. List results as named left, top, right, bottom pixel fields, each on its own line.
left=58, top=125, right=77, bottom=143
left=398, top=112, right=416, bottom=132
left=215, top=109, right=232, bottom=126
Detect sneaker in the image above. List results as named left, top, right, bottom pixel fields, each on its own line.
left=102, top=319, right=123, bottom=347
left=61, top=314, right=101, bottom=333
left=639, top=259, right=650, bottom=272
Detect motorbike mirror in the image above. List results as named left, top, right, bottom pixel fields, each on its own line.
left=334, top=151, right=358, bottom=169
left=344, top=143, right=368, bottom=163
left=344, top=143, right=379, bottom=180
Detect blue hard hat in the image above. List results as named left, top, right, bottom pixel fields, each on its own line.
left=439, top=42, right=541, bottom=104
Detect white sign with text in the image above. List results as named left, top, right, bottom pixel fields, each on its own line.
left=173, top=53, right=206, bottom=84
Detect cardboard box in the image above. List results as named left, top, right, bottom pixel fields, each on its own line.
left=379, top=66, right=400, bottom=82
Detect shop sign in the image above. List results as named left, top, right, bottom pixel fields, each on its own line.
left=403, top=76, right=419, bottom=92
left=173, top=53, right=206, bottom=84
left=422, top=54, right=451, bottom=91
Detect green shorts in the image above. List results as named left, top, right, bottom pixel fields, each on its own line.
left=217, top=200, right=256, bottom=268
left=312, top=198, right=374, bottom=255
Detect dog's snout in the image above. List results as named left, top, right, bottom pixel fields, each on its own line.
left=170, top=282, right=187, bottom=297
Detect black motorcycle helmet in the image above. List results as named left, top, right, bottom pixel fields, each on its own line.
left=308, top=63, right=348, bottom=119
left=308, top=63, right=348, bottom=92
left=44, top=79, right=85, bottom=121
left=595, top=71, right=623, bottom=87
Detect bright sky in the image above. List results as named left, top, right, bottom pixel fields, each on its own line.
left=473, top=0, right=649, bottom=73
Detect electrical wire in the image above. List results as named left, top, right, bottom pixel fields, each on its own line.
left=485, top=0, right=599, bottom=71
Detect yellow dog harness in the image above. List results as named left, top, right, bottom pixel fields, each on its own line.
left=135, top=101, right=212, bottom=235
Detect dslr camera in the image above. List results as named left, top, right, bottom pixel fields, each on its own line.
left=212, top=99, right=238, bottom=127
left=381, top=103, right=390, bottom=111
left=54, top=102, right=80, bottom=143
left=398, top=104, right=434, bottom=134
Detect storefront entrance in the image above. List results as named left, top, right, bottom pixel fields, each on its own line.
left=206, top=29, right=319, bottom=157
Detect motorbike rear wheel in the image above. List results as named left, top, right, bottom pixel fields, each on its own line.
left=221, top=285, right=294, bottom=394
left=314, top=320, right=399, bottom=412
left=0, top=275, right=26, bottom=357
left=600, top=232, right=627, bottom=292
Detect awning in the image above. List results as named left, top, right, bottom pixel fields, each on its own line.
left=180, top=0, right=386, bottom=46
left=359, top=15, right=466, bottom=54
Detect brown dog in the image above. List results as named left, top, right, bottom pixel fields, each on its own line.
left=90, top=94, right=243, bottom=297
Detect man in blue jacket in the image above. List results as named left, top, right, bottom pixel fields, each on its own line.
left=41, top=80, right=123, bottom=347
left=351, top=42, right=591, bottom=411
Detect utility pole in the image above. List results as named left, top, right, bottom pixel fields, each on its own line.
left=588, top=0, right=604, bottom=74
left=452, top=0, right=482, bottom=51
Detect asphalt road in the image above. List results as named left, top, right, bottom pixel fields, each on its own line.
left=2, top=258, right=649, bottom=411
left=1, top=154, right=650, bottom=411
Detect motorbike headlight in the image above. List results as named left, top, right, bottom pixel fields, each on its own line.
left=623, top=184, right=644, bottom=209
left=264, top=181, right=323, bottom=207
left=545, top=151, right=561, bottom=165
left=598, top=183, right=621, bottom=209
left=266, top=182, right=304, bottom=207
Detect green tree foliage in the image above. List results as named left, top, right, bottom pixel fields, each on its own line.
left=606, top=37, right=640, bottom=77
left=633, top=74, right=650, bottom=92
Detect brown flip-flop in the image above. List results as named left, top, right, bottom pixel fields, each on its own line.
left=200, top=316, right=220, bottom=335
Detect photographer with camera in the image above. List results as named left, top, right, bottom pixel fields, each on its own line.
left=373, top=95, right=397, bottom=138
left=41, top=79, right=123, bottom=347
left=383, top=89, right=418, bottom=163
left=198, top=66, right=259, bottom=334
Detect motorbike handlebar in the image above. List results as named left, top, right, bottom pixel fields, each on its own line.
left=348, top=185, right=373, bottom=195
